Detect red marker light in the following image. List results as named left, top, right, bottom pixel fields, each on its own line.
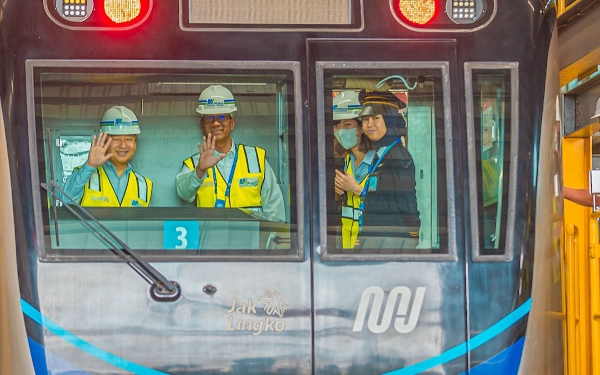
left=104, top=0, right=141, bottom=24
left=397, top=0, right=437, bottom=25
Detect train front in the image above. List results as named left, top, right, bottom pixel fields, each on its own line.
left=0, top=1, right=563, bottom=374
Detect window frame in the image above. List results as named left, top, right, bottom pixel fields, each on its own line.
left=464, top=61, right=519, bottom=262
left=26, top=59, right=305, bottom=262
left=316, top=61, right=458, bottom=262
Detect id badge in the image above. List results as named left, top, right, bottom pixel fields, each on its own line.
left=367, top=176, right=378, bottom=192
left=214, top=199, right=226, bottom=208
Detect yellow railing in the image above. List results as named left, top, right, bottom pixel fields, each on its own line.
left=589, top=213, right=600, bottom=375
left=565, top=223, right=581, bottom=375
left=563, top=123, right=599, bottom=375
left=558, top=0, right=584, bottom=17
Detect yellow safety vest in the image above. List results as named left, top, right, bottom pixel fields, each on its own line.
left=183, top=144, right=266, bottom=208
left=80, top=166, right=152, bottom=207
left=340, top=154, right=369, bottom=249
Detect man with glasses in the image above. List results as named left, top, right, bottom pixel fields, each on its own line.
left=175, top=85, right=286, bottom=222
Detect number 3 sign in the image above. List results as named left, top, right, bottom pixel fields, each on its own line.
left=163, top=221, right=199, bottom=250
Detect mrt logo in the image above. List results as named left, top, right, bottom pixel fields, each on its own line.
left=353, top=286, right=426, bottom=334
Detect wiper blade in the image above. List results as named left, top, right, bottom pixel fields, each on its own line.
left=41, top=182, right=181, bottom=302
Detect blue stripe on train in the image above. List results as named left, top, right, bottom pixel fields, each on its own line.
left=21, top=299, right=168, bottom=375
left=28, top=337, right=90, bottom=375
left=458, top=337, right=525, bottom=375
left=21, top=297, right=531, bottom=374
left=383, top=298, right=531, bottom=375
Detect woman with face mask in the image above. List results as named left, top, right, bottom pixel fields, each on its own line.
left=332, top=91, right=375, bottom=249
left=357, top=90, right=420, bottom=249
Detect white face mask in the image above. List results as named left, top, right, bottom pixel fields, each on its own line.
left=334, top=127, right=360, bottom=149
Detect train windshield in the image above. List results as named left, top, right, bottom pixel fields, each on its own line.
left=29, top=61, right=302, bottom=261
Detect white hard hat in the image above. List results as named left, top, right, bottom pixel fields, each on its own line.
left=333, top=91, right=362, bottom=121
left=100, top=106, right=140, bottom=135
left=592, top=97, right=600, bottom=120
left=197, top=85, right=237, bottom=115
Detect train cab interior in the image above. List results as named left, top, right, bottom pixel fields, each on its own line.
left=30, top=59, right=518, bottom=263
left=34, top=63, right=299, bottom=258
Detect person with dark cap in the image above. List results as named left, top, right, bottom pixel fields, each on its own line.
left=357, top=90, right=420, bottom=248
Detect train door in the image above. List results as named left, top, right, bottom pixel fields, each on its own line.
left=307, top=39, right=466, bottom=374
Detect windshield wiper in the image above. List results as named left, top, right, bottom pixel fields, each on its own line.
left=41, top=182, right=181, bottom=302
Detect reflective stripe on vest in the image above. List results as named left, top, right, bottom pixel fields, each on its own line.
left=340, top=154, right=369, bottom=249
left=80, top=166, right=152, bottom=207
left=341, top=205, right=361, bottom=220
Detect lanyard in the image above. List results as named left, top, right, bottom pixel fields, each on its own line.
left=360, top=137, right=401, bottom=200
left=342, top=138, right=400, bottom=230
left=212, top=146, right=239, bottom=207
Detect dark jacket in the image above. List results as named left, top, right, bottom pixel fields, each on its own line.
left=361, top=141, right=421, bottom=236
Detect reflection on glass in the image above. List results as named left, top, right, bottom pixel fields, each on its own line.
left=34, top=67, right=296, bottom=259
left=326, top=70, right=447, bottom=255
left=473, top=71, right=510, bottom=252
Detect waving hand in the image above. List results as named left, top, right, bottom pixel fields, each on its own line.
left=195, top=133, right=227, bottom=178
left=85, top=132, right=113, bottom=168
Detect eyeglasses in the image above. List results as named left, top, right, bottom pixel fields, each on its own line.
left=202, top=114, right=232, bottom=124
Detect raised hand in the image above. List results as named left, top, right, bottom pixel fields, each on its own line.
left=85, top=132, right=113, bottom=168
left=195, top=133, right=227, bottom=178
left=335, top=169, right=363, bottom=196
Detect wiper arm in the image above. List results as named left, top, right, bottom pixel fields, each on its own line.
left=41, top=182, right=181, bottom=302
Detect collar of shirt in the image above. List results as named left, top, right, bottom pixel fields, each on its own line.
left=213, top=140, right=236, bottom=179
left=103, top=160, right=133, bottom=179
left=102, top=161, right=134, bottom=202
left=350, top=150, right=376, bottom=183
left=212, top=139, right=236, bottom=158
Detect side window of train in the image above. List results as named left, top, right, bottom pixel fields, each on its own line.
left=27, top=60, right=303, bottom=261
left=318, top=62, right=458, bottom=261
left=465, top=62, right=518, bottom=261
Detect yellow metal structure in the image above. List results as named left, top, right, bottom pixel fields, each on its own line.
left=563, top=121, right=600, bottom=375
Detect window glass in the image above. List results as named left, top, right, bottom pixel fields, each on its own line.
left=321, top=67, right=451, bottom=258
left=467, top=67, right=515, bottom=259
left=31, top=63, right=300, bottom=260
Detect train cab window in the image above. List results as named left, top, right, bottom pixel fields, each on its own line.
left=465, top=62, right=518, bottom=261
left=318, top=62, right=456, bottom=261
left=27, top=60, right=302, bottom=261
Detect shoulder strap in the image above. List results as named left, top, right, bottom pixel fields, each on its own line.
left=89, top=168, right=100, bottom=191
left=132, top=171, right=149, bottom=202
left=240, top=144, right=262, bottom=174
left=370, top=138, right=401, bottom=174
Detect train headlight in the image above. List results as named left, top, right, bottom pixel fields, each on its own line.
left=104, top=0, right=141, bottom=24
left=56, top=0, right=93, bottom=22
left=390, top=0, right=494, bottom=32
left=397, top=0, right=437, bottom=25
left=49, top=0, right=151, bottom=29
